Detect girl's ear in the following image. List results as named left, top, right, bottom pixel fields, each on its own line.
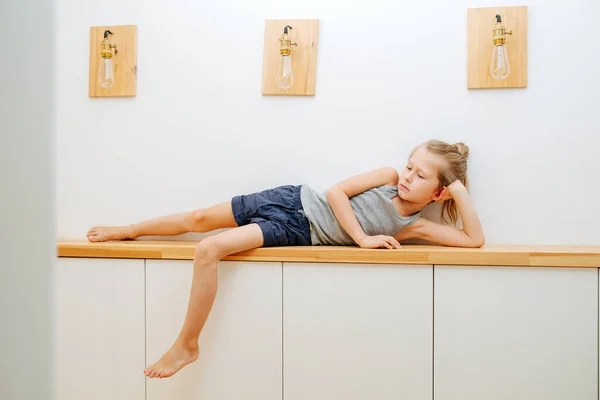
left=432, top=186, right=446, bottom=202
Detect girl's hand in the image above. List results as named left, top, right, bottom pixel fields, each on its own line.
left=358, top=235, right=401, bottom=249
left=441, top=180, right=465, bottom=201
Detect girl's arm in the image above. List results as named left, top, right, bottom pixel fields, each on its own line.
left=326, top=167, right=402, bottom=249
left=396, top=180, right=485, bottom=248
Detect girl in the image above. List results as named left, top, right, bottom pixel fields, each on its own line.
left=86, top=139, right=485, bottom=379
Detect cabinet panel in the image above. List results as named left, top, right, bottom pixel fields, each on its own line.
left=283, top=263, right=433, bottom=400
left=55, top=258, right=145, bottom=400
left=435, top=266, right=598, bottom=400
left=146, top=260, right=282, bottom=400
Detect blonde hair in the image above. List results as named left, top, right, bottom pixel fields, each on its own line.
left=411, top=139, right=470, bottom=224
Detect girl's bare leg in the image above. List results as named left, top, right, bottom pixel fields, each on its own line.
left=86, top=201, right=237, bottom=242
left=143, top=223, right=264, bottom=379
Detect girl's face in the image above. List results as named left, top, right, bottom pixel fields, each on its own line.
left=398, top=146, right=445, bottom=204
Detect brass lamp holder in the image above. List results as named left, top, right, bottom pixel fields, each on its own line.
left=279, top=25, right=297, bottom=55
left=493, top=14, right=513, bottom=45
left=100, top=30, right=118, bottom=59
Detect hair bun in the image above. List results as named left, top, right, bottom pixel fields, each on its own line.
left=453, top=142, right=469, bottom=158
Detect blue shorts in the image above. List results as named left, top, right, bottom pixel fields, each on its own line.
left=231, top=185, right=312, bottom=247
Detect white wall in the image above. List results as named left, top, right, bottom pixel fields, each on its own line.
left=1, top=0, right=55, bottom=398
left=56, top=0, right=600, bottom=245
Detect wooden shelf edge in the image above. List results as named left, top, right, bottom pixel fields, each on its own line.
left=56, top=239, right=600, bottom=268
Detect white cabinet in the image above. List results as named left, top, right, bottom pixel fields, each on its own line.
left=434, top=266, right=598, bottom=400
left=54, top=256, right=600, bottom=400
left=283, top=263, right=433, bottom=400
left=55, top=258, right=145, bottom=400
left=145, top=260, right=282, bottom=400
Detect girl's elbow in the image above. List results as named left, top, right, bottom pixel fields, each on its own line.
left=470, top=235, right=485, bottom=248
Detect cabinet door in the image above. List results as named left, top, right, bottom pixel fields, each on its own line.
left=435, top=266, right=598, bottom=400
left=283, top=263, right=433, bottom=400
left=55, top=258, right=145, bottom=400
left=146, top=260, right=282, bottom=400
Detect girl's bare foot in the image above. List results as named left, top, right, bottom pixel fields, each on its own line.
left=86, top=226, right=134, bottom=242
left=144, top=342, right=200, bottom=379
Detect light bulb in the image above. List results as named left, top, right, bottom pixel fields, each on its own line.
left=276, top=55, right=294, bottom=90
left=490, top=44, right=510, bottom=80
left=98, top=58, right=115, bottom=88
left=98, top=29, right=117, bottom=89
left=276, top=25, right=296, bottom=90
left=490, top=14, right=512, bottom=80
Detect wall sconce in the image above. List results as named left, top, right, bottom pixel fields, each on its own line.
left=98, top=30, right=117, bottom=88
left=262, top=19, right=319, bottom=96
left=89, top=25, right=137, bottom=98
left=276, top=25, right=297, bottom=90
left=490, top=14, right=512, bottom=80
left=467, top=6, right=527, bottom=89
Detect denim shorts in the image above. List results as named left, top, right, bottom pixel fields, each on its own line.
left=231, top=185, right=312, bottom=247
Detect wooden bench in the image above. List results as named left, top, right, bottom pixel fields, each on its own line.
left=57, top=239, right=600, bottom=267
left=55, top=239, right=600, bottom=400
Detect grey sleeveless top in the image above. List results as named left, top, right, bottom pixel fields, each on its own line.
left=299, top=185, right=421, bottom=246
